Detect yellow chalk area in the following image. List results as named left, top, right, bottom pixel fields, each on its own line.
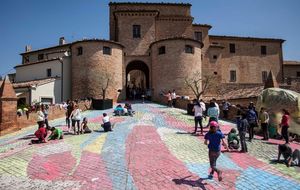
left=84, top=134, right=107, bottom=154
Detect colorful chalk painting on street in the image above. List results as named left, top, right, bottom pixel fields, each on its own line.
left=0, top=103, right=300, bottom=190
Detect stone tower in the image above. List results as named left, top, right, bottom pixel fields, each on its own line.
left=0, top=76, right=18, bottom=135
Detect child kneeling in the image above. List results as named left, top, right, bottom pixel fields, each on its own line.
left=101, top=113, right=112, bottom=132
left=227, top=128, right=240, bottom=150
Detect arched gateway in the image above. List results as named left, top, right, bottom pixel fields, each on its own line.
left=126, top=61, right=150, bottom=99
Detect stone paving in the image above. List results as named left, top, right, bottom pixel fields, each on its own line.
left=0, top=102, right=300, bottom=190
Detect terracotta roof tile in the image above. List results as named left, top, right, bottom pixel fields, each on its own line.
left=13, top=77, right=58, bottom=88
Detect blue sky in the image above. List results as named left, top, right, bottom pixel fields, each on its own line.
left=0, top=0, right=299, bottom=77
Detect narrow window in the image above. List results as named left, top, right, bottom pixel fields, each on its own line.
left=230, top=70, right=236, bottom=82
left=213, top=55, right=218, bottom=59
left=185, top=45, right=194, bottom=54
left=194, top=32, right=202, bottom=41
left=24, top=56, right=29, bottom=63
left=133, top=25, right=141, bottom=38
left=103, top=46, right=111, bottom=55
left=158, top=46, right=166, bottom=55
left=261, top=45, right=267, bottom=55
left=47, top=68, right=52, bottom=77
left=77, top=47, right=83, bottom=56
left=297, top=72, right=300, bottom=77
left=262, top=71, right=268, bottom=82
left=229, top=43, right=235, bottom=53
left=38, top=54, right=44, bottom=60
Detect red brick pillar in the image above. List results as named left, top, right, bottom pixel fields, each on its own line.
left=0, top=76, right=18, bottom=135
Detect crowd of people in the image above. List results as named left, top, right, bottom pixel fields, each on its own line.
left=31, top=100, right=137, bottom=144
left=190, top=98, right=300, bottom=181
left=29, top=95, right=299, bottom=181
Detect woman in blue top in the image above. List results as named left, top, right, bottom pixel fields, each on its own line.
left=204, top=121, right=228, bottom=181
left=207, top=102, right=219, bottom=122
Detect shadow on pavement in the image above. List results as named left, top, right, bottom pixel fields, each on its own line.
left=18, top=134, right=35, bottom=140
left=172, top=175, right=208, bottom=190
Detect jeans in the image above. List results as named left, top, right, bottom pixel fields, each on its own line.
left=172, top=99, right=177, bottom=107
left=281, top=125, right=289, bottom=144
left=248, top=123, right=256, bottom=141
left=102, top=122, right=112, bottom=132
left=194, top=116, right=203, bottom=133
left=66, top=117, right=70, bottom=128
left=261, top=123, right=269, bottom=140
left=72, top=119, right=81, bottom=133
left=209, top=150, right=221, bottom=174
left=239, top=132, right=248, bottom=152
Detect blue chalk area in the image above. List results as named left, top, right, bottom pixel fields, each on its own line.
left=218, top=153, right=242, bottom=171
left=236, top=167, right=300, bottom=190
left=186, top=163, right=211, bottom=178
left=101, top=116, right=137, bottom=189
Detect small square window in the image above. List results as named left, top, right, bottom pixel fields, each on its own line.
left=194, top=32, right=202, bottom=41
left=158, top=46, right=166, bottom=55
left=261, top=45, right=267, bottom=55
left=230, top=70, right=236, bottom=82
left=103, top=46, right=111, bottom=55
left=47, top=68, right=51, bottom=77
left=133, top=25, right=141, bottom=38
left=77, top=47, right=83, bottom=56
left=185, top=45, right=194, bottom=54
left=213, top=55, right=218, bottom=59
left=297, top=72, right=300, bottom=77
left=38, top=54, right=44, bottom=60
left=229, top=43, right=235, bottom=53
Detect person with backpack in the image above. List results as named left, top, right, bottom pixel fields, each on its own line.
left=246, top=107, right=258, bottom=142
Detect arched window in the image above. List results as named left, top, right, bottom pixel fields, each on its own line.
left=185, top=45, right=194, bottom=54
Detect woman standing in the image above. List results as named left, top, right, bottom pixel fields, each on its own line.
left=204, top=121, right=227, bottom=181
left=164, top=91, right=172, bottom=107
left=280, top=109, right=290, bottom=144
left=41, top=104, right=49, bottom=128
left=192, top=100, right=204, bottom=135
left=207, top=102, right=219, bottom=123
left=36, top=105, right=45, bottom=128
left=70, top=104, right=82, bottom=134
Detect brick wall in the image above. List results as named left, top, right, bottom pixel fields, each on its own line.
left=151, top=39, right=202, bottom=102
left=71, top=41, right=123, bottom=101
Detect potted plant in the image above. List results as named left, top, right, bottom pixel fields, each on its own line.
left=184, top=71, right=216, bottom=115
left=92, top=73, right=114, bottom=110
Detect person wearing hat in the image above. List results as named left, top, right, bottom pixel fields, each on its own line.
left=204, top=121, right=228, bottom=181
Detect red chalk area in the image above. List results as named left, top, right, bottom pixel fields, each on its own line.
left=72, top=151, right=112, bottom=190
left=27, top=151, right=76, bottom=181
left=126, top=125, right=217, bottom=190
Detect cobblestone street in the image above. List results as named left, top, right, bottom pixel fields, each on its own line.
left=0, top=103, right=300, bottom=190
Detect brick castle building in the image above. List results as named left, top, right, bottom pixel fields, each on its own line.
left=13, top=2, right=287, bottom=104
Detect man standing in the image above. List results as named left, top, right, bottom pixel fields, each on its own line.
left=247, top=107, right=258, bottom=142
left=259, top=107, right=269, bottom=140
left=222, top=100, right=231, bottom=119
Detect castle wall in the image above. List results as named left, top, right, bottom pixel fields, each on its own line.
left=151, top=38, right=202, bottom=101
left=203, top=37, right=283, bottom=84
left=115, top=12, right=157, bottom=56
left=109, top=3, right=191, bottom=41
left=71, top=41, right=123, bottom=101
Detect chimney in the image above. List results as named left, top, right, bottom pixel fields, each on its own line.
left=59, top=37, right=66, bottom=45
left=25, top=45, right=32, bottom=52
